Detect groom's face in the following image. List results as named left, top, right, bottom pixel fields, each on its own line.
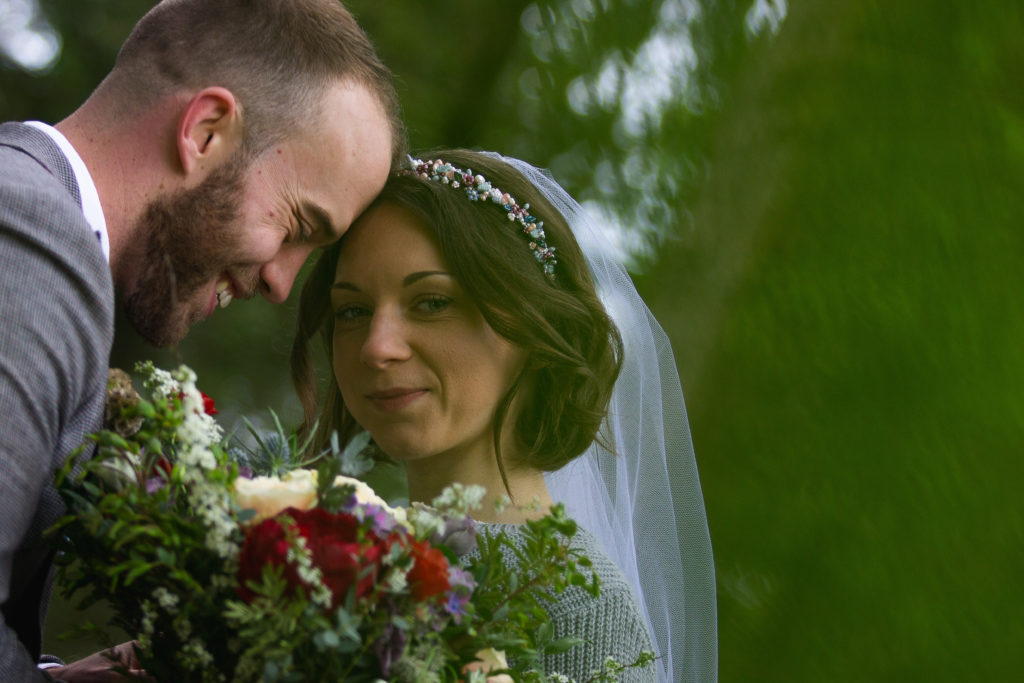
left=122, top=154, right=248, bottom=346
left=122, top=81, right=392, bottom=346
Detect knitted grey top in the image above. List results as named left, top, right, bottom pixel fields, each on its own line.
left=472, top=523, right=656, bottom=682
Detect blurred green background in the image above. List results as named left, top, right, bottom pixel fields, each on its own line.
left=4, top=0, right=1021, bottom=680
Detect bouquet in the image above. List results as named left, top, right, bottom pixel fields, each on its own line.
left=49, top=363, right=648, bottom=682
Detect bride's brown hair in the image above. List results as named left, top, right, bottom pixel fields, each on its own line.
left=291, top=149, right=622, bottom=486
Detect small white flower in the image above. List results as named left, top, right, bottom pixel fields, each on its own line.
left=408, top=504, right=446, bottom=539
left=431, top=482, right=486, bottom=516
left=383, top=566, right=409, bottom=593
left=138, top=600, right=156, bottom=650
left=173, top=615, right=192, bottom=641
left=152, top=587, right=179, bottom=611
left=286, top=529, right=332, bottom=608
left=181, top=637, right=214, bottom=668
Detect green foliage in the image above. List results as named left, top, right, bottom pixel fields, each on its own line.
left=228, top=411, right=321, bottom=477
left=453, top=505, right=602, bottom=679
left=223, top=567, right=385, bottom=683
left=636, top=2, right=1024, bottom=681
left=49, top=368, right=242, bottom=681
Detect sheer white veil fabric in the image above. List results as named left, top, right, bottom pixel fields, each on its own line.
left=486, top=154, right=717, bottom=683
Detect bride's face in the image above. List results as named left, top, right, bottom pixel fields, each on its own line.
left=330, top=203, right=525, bottom=467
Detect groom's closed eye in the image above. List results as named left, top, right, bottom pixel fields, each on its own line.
left=301, top=201, right=339, bottom=243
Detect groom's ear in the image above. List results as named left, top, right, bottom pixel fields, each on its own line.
left=175, top=87, right=243, bottom=177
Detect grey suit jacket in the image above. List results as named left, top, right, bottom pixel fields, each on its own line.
left=0, top=122, right=114, bottom=681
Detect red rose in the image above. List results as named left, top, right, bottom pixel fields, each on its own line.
left=236, top=507, right=385, bottom=609
left=200, top=392, right=218, bottom=415
left=298, top=508, right=384, bottom=606
left=174, top=391, right=218, bottom=415
left=407, top=539, right=450, bottom=600
left=236, top=515, right=299, bottom=603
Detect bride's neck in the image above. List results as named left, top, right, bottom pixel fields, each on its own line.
left=405, top=452, right=554, bottom=524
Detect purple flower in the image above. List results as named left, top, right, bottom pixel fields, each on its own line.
left=433, top=515, right=477, bottom=556
left=345, top=499, right=406, bottom=536
left=444, top=566, right=475, bottom=622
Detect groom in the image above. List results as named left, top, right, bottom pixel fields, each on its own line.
left=0, top=0, right=403, bottom=680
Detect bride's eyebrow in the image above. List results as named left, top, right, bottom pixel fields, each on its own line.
left=403, top=271, right=450, bottom=286
left=330, top=271, right=452, bottom=293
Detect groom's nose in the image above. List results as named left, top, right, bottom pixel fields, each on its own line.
left=258, top=246, right=312, bottom=304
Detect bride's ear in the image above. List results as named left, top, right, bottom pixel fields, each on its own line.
left=175, top=87, right=243, bottom=177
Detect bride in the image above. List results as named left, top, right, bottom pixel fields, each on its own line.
left=291, top=149, right=717, bottom=682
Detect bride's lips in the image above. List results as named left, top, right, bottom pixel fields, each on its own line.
left=365, top=387, right=427, bottom=413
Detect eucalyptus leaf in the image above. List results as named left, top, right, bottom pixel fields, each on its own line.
left=337, top=430, right=373, bottom=477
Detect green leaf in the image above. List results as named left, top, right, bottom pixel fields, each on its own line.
left=337, top=430, right=373, bottom=477
left=123, top=562, right=155, bottom=585
left=543, top=636, right=584, bottom=654
left=313, top=629, right=340, bottom=651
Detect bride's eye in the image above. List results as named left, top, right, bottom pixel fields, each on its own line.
left=334, top=304, right=370, bottom=323
left=415, top=295, right=453, bottom=315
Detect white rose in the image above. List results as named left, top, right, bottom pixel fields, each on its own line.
left=332, top=474, right=387, bottom=507
left=332, top=475, right=412, bottom=531
left=462, top=649, right=512, bottom=683
left=234, top=469, right=317, bottom=520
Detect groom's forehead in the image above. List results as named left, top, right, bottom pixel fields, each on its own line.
left=274, top=85, right=392, bottom=238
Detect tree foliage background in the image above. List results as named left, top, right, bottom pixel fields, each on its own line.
left=3, top=0, right=1021, bottom=680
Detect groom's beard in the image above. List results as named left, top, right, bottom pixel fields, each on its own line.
left=123, top=155, right=255, bottom=347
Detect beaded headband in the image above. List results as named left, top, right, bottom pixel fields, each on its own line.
left=406, top=156, right=558, bottom=279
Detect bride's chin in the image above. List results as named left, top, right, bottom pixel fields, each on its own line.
left=369, top=438, right=425, bottom=464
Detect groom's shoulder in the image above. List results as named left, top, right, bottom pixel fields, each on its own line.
left=1, top=151, right=79, bottom=222
left=0, top=132, right=111, bottom=344
left=0, top=130, right=74, bottom=202
left=0, top=121, right=77, bottom=196
left=0, top=130, right=99, bottom=265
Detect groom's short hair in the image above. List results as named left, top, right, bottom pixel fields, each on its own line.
left=103, top=0, right=403, bottom=162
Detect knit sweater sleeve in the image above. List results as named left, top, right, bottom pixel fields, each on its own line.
left=539, top=529, right=656, bottom=682
left=473, top=524, right=657, bottom=682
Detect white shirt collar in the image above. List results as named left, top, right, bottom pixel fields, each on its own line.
left=24, top=120, right=110, bottom=263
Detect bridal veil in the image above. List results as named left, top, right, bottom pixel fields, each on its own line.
left=488, top=154, right=718, bottom=683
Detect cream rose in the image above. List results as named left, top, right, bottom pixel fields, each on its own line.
left=332, top=474, right=412, bottom=531
left=461, top=648, right=512, bottom=682
left=332, top=474, right=386, bottom=507
left=234, top=469, right=318, bottom=521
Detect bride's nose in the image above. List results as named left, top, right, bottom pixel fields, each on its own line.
left=360, top=308, right=412, bottom=367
